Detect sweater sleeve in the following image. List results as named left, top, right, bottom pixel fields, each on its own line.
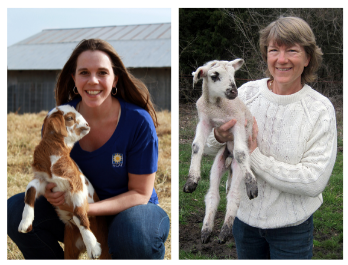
left=250, top=103, right=337, bottom=197
left=203, top=128, right=226, bottom=156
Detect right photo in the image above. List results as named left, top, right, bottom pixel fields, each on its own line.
left=179, top=8, right=343, bottom=260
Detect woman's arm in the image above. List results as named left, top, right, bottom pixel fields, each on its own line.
left=250, top=108, right=337, bottom=198
left=87, top=172, right=155, bottom=216
left=49, top=173, right=156, bottom=216
left=203, top=119, right=236, bottom=156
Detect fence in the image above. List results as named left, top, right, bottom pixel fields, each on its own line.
left=7, top=82, right=56, bottom=114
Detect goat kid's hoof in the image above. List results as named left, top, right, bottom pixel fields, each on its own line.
left=88, top=243, right=102, bottom=259
left=218, top=224, right=232, bottom=244
left=245, top=173, right=258, bottom=200
left=201, top=229, right=212, bottom=244
left=18, top=220, right=33, bottom=233
left=183, top=179, right=198, bottom=193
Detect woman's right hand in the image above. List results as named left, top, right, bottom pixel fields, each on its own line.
left=214, top=119, right=236, bottom=143
left=44, top=183, right=65, bottom=207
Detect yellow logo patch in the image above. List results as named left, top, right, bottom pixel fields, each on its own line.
left=112, top=153, right=123, bottom=167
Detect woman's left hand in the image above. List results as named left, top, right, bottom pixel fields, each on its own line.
left=248, top=117, right=258, bottom=154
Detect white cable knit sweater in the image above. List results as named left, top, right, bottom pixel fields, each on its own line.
left=205, top=78, right=337, bottom=229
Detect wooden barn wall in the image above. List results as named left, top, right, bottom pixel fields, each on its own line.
left=7, top=68, right=171, bottom=114
left=129, top=67, right=171, bottom=111
left=7, top=70, right=59, bottom=114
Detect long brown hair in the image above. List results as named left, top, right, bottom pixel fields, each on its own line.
left=55, top=39, right=158, bottom=127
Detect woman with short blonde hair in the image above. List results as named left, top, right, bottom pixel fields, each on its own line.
left=207, top=16, right=337, bottom=259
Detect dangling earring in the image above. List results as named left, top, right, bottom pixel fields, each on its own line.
left=73, top=86, right=79, bottom=95
left=112, top=86, right=117, bottom=96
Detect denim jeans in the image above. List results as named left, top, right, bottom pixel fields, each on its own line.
left=232, top=216, right=313, bottom=259
left=7, top=192, right=170, bottom=259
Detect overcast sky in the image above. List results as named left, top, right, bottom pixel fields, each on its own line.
left=7, top=8, right=171, bottom=47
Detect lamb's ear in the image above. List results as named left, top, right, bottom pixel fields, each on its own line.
left=230, top=59, right=244, bottom=71
left=192, top=66, right=208, bottom=87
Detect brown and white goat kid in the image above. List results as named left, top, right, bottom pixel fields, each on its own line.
left=183, top=59, right=258, bottom=244
left=18, top=105, right=110, bottom=259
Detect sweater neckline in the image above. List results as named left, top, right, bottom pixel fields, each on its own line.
left=260, top=78, right=310, bottom=105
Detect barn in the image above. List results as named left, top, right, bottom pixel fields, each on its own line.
left=7, top=23, right=171, bottom=114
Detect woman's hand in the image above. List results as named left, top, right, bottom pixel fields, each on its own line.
left=44, top=183, right=65, bottom=206
left=248, top=117, right=259, bottom=154
left=44, top=183, right=74, bottom=213
left=214, top=119, right=236, bottom=143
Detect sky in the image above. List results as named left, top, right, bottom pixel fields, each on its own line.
left=7, top=8, right=171, bottom=47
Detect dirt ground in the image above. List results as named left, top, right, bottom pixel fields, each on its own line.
left=180, top=210, right=238, bottom=259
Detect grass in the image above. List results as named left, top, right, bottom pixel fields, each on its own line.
left=179, top=103, right=343, bottom=260
left=7, top=109, right=171, bottom=260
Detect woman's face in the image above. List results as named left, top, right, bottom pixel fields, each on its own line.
left=72, top=50, right=118, bottom=108
left=267, top=41, right=310, bottom=88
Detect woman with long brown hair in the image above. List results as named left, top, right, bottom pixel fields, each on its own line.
left=8, top=39, right=169, bottom=259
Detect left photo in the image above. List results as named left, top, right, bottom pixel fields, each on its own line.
left=7, top=8, right=171, bottom=260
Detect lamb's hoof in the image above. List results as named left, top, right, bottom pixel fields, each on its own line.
left=18, top=220, right=33, bottom=233
left=225, top=156, right=233, bottom=168
left=183, top=179, right=198, bottom=193
left=245, top=173, right=258, bottom=200
left=218, top=224, right=232, bottom=244
left=88, top=242, right=102, bottom=259
left=201, top=229, right=211, bottom=244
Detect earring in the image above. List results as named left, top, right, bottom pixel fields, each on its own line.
left=112, top=86, right=117, bottom=96
left=73, top=86, right=79, bottom=95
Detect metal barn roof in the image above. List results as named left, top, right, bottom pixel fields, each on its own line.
left=7, top=23, right=171, bottom=70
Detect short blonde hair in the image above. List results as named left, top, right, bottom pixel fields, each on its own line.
left=259, top=16, right=323, bottom=84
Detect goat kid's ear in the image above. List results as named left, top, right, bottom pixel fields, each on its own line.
left=48, top=115, right=68, bottom=137
left=192, top=66, right=208, bottom=87
left=230, top=59, right=244, bottom=71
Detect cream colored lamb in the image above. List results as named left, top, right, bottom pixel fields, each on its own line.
left=183, top=59, right=258, bottom=244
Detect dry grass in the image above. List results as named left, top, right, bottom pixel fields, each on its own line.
left=7, top=110, right=171, bottom=260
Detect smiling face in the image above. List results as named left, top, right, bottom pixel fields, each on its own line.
left=267, top=41, right=310, bottom=90
left=72, top=50, right=118, bottom=108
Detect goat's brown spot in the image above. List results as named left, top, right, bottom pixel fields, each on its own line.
left=47, top=110, right=68, bottom=137
left=74, top=126, right=89, bottom=136
left=51, top=156, right=84, bottom=193
left=26, top=224, right=33, bottom=233
left=25, top=187, right=36, bottom=207
left=74, top=202, right=90, bottom=229
left=64, top=112, right=77, bottom=127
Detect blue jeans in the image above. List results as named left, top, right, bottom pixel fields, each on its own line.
left=232, top=216, right=313, bottom=259
left=7, top=192, right=170, bottom=259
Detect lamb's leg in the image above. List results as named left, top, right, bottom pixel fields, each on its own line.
left=18, top=179, right=45, bottom=233
left=183, top=119, right=212, bottom=193
left=232, top=124, right=258, bottom=199
left=201, top=146, right=228, bottom=243
left=218, top=159, right=243, bottom=244
left=225, top=141, right=234, bottom=194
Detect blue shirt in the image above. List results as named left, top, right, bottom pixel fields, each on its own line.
left=66, top=97, right=159, bottom=204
